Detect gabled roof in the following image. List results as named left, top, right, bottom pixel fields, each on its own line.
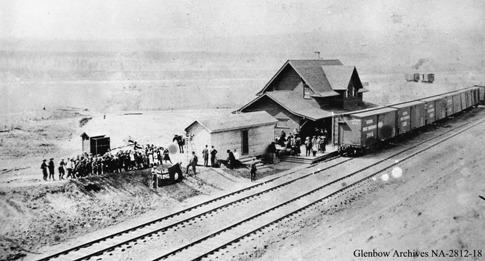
left=258, top=59, right=344, bottom=95
left=238, top=91, right=336, bottom=121
left=322, top=66, right=356, bottom=90
left=185, top=111, right=277, bottom=134
left=80, top=132, right=105, bottom=139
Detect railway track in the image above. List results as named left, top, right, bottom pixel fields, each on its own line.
left=35, top=154, right=349, bottom=261
left=148, top=117, right=485, bottom=261
left=35, top=116, right=484, bottom=261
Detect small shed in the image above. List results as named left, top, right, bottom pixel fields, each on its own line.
left=184, top=111, right=277, bottom=157
left=80, top=132, right=111, bottom=155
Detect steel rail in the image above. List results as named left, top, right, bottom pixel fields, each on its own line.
left=36, top=153, right=344, bottom=260
left=153, top=117, right=485, bottom=261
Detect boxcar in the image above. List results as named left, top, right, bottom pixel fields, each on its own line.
left=472, top=87, right=479, bottom=105
left=436, top=96, right=447, bottom=120
left=337, top=107, right=397, bottom=150
left=389, top=103, right=411, bottom=135
left=420, top=96, right=442, bottom=124
left=465, top=89, right=472, bottom=109
left=451, top=92, right=462, bottom=114
left=471, top=87, right=480, bottom=106
left=460, top=90, right=467, bottom=109
left=476, top=85, right=485, bottom=104
left=442, top=94, right=454, bottom=117
left=390, top=100, right=425, bottom=134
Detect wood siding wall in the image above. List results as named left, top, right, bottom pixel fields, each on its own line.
left=186, top=123, right=212, bottom=155
left=187, top=123, right=275, bottom=158
left=242, top=96, right=301, bottom=137
left=212, top=124, right=274, bottom=157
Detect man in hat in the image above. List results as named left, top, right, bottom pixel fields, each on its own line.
left=41, top=159, right=48, bottom=181
left=226, top=150, right=236, bottom=169
left=202, top=145, right=209, bottom=167
left=210, top=146, right=218, bottom=167
left=186, top=151, right=197, bottom=175
left=250, top=162, right=257, bottom=182
left=66, top=158, right=73, bottom=178
left=48, top=158, right=55, bottom=180
left=58, top=159, right=66, bottom=180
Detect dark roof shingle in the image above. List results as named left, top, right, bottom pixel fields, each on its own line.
left=185, top=111, right=277, bottom=133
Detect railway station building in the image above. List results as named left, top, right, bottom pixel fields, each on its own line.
left=236, top=59, right=370, bottom=144
left=185, top=111, right=277, bottom=157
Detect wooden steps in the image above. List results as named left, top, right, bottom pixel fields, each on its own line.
left=238, top=156, right=273, bottom=173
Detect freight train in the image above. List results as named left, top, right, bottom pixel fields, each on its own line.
left=336, top=86, right=485, bottom=156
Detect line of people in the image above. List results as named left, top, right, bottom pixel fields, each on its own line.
left=40, top=144, right=173, bottom=181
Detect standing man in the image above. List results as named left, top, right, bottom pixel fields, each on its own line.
left=41, top=159, right=48, bottom=181
left=250, top=163, right=257, bottom=181
left=202, top=145, right=209, bottom=167
left=186, top=151, right=198, bottom=175
left=58, top=159, right=66, bottom=180
left=305, top=137, right=312, bottom=157
left=210, top=146, right=218, bottom=167
left=151, top=166, right=160, bottom=189
left=66, top=158, right=73, bottom=178
left=48, top=158, right=55, bottom=181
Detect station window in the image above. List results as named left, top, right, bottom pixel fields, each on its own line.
left=303, top=85, right=313, bottom=99
left=276, top=118, right=289, bottom=128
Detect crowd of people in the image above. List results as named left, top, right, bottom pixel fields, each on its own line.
left=276, top=128, right=329, bottom=157
left=40, top=143, right=173, bottom=181
left=40, top=129, right=330, bottom=183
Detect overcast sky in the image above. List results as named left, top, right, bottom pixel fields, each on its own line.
left=1, top=0, right=484, bottom=40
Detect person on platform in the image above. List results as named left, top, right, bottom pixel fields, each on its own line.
left=186, top=151, right=198, bottom=175
left=279, top=130, right=286, bottom=147
left=305, top=137, right=312, bottom=157
left=312, top=136, right=318, bottom=157
left=202, top=145, right=209, bottom=167
left=41, top=159, right=48, bottom=181
left=48, top=158, right=55, bottom=181
left=320, top=136, right=326, bottom=153
left=295, top=136, right=301, bottom=156
left=210, top=146, right=218, bottom=167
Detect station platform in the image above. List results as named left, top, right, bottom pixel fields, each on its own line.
left=279, top=144, right=339, bottom=164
